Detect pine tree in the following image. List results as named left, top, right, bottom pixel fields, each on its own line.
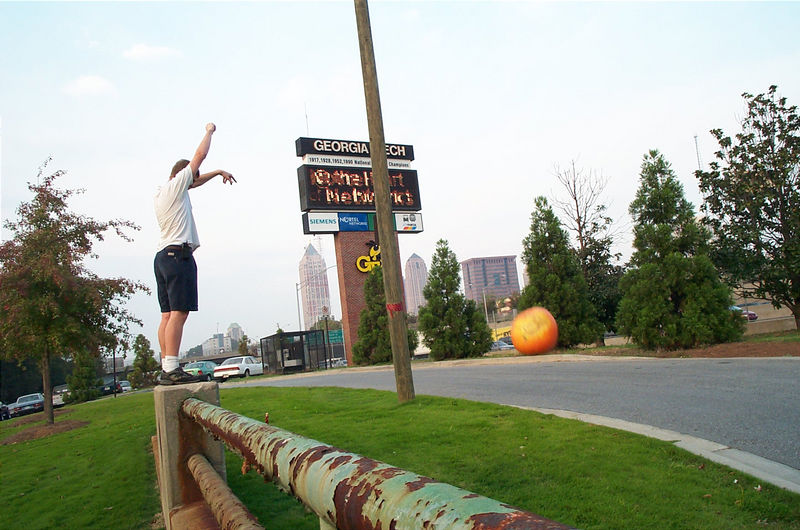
left=617, top=150, right=742, bottom=349
left=418, top=239, right=492, bottom=360
left=519, top=197, right=602, bottom=347
left=65, top=349, right=102, bottom=403
left=352, top=266, right=417, bottom=365
left=129, top=334, right=160, bottom=388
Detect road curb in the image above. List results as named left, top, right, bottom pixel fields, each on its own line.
left=511, top=405, right=800, bottom=495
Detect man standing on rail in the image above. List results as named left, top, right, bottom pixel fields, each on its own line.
left=153, top=122, right=236, bottom=384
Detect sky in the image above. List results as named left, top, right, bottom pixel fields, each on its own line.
left=1, top=1, right=799, bottom=358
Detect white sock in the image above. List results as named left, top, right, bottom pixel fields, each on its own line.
left=163, top=356, right=179, bottom=372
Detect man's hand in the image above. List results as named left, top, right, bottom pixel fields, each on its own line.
left=221, top=171, right=236, bottom=185
left=206, top=123, right=216, bottom=133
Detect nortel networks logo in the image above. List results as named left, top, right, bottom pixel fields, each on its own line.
left=310, top=218, right=337, bottom=225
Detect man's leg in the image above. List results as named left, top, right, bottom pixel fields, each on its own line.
left=158, top=312, right=170, bottom=361
left=158, top=310, right=197, bottom=384
left=160, top=310, right=188, bottom=373
left=164, top=310, right=189, bottom=358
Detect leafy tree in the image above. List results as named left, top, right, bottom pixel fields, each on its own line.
left=0, top=161, right=147, bottom=423
left=552, top=162, right=625, bottom=340
left=352, top=266, right=417, bottom=365
left=0, top=356, right=70, bottom=403
left=129, top=334, right=160, bottom=389
left=617, top=150, right=742, bottom=349
left=187, top=344, right=203, bottom=358
left=519, top=197, right=602, bottom=347
left=418, top=239, right=492, bottom=360
left=238, top=334, right=250, bottom=356
left=697, top=85, right=800, bottom=329
left=311, top=317, right=343, bottom=331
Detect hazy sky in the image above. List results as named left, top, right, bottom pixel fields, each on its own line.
left=2, top=1, right=798, bottom=356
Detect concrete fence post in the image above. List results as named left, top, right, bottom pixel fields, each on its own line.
left=154, top=382, right=226, bottom=530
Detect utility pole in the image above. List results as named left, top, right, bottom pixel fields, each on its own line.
left=354, top=0, right=415, bottom=402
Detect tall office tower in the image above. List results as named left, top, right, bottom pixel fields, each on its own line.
left=403, top=253, right=428, bottom=316
left=299, top=243, right=331, bottom=330
left=227, top=323, right=243, bottom=343
left=461, top=255, right=521, bottom=305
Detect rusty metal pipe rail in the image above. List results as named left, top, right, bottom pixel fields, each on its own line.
left=181, top=397, right=572, bottom=529
left=186, top=453, right=263, bottom=529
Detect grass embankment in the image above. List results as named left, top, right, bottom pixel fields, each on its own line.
left=2, top=387, right=799, bottom=529
left=743, top=330, right=800, bottom=343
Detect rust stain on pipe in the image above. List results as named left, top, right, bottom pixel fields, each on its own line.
left=181, top=398, right=573, bottom=529
left=186, top=452, right=263, bottom=529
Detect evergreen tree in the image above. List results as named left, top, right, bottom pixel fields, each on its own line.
left=519, top=197, right=602, bottom=347
left=418, top=239, right=492, bottom=360
left=0, top=161, right=146, bottom=423
left=617, top=150, right=742, bottom=349
left=697, top=85, right=800, bottom=329
left=352, top=266, right=418, bottom=365
left=129, top=334, right=160, bottom=388
left=66, top=349, right=101, bottom=403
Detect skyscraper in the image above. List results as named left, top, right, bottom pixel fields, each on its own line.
left=403, top=253, right=428, bottom=316
left=227, top=323, right=243, bottom=343
left=299, top=243, right=331, bottom=330
left=461, top=255, right=521, bottom=305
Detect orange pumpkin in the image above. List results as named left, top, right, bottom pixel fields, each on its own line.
left=511, top=307, right=558, bottom=355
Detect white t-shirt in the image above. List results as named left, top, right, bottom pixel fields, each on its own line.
left=154, top=166, right=200, bottom=252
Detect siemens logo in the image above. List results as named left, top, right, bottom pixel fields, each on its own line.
left=310, top=218, right=337, bottom=224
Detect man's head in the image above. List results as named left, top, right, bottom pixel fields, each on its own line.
left=170, top=159, right=191, bottom=180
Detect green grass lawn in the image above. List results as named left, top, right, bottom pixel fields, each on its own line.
left=743, top=330, right=800, bottom=343
left=1, top=387, right=798, bottom=529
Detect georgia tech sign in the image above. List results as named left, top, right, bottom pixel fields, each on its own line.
left=297, top=165, right=421, bottom=212
left=296, top=137, right=414, bottom=161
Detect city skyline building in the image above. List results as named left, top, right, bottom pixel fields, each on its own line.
left=299, top=243, right=332, bottom=330
left=461, top=255, right=521, bottom=307
left=403, top=253, right=428, bottom=316
left=227, top=323, right=243, bottom=343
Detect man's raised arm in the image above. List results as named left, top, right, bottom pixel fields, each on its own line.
left=189, top=123, right=216, bottom=176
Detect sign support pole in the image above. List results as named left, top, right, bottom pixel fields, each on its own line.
left=354, top=0, right=415, bottom=403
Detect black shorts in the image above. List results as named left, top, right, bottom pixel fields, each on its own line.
left=154, top=247, right=198, bottom=313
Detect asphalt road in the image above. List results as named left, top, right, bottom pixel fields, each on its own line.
left=243, top=357, right=800, bottom=470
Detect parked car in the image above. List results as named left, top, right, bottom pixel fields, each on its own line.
left=118, top=380, right=132, bottom=392
left=498, top=336, right=514, bottom=346
left=491, top=340, right=515, bottom=351
left=731, top=306, right=758, bottom=321
left=52, top=384, right=69, bottom=407
left=1, top=402, right=10, bottom=421
left=214, top=356, right=264, bottom=380
left=184, top=361, right=218, bottom=381
left=98, top=377, right=122, bottom=395
left=8, top=393, right=45, bottom=418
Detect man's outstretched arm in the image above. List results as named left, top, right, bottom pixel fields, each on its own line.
left=189, top=123, right=216, bottom=176
left=190, top=169, right=236, bottom=189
